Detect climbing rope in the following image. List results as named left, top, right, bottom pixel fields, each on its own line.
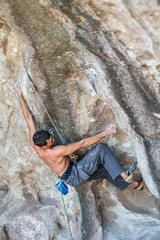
left=25, top=66, right=73, bottom=240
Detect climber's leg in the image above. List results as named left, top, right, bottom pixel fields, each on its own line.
left=87, top=165, right=130, bottom=191
left=87, top=165, right=142, bottom=191
left=77, top=143, right=125, bottom=181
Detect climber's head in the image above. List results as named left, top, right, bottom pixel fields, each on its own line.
left=33, top=130, right=55, bottom=148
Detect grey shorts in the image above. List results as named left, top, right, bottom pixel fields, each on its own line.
left=61, top=143, right=130, bottom=191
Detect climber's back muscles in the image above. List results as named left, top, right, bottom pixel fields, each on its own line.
left=36, top=147, right=71, bottom=177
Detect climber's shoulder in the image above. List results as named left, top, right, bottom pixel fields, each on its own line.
left=32, top=144, right=45, bottom=157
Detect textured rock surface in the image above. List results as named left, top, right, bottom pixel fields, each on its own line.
left=0, top=0, right=160, bottom=239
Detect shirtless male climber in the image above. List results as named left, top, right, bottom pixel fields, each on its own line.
left=15, top=82, right=144, bottom=192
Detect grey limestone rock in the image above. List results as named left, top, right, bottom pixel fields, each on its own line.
left=0, top=0, right=160, bottom=239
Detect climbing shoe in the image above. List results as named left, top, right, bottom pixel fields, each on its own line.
left=125, top=161, right=137, bottom=183
left=134, top=177, right=144, bottom=191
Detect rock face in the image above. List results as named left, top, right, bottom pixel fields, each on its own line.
left=0, top=0, right=160, bottom=239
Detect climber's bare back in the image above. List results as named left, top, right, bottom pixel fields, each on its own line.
left=35, top=147, right=70, bottom=177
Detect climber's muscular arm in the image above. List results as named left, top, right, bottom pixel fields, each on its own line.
left=51, top=127, right=116, bottom=158
left=19, top=97, right=36, bottom=148
left=14, top=82, right=37, bottom=148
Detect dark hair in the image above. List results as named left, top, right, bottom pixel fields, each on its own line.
left=33, top=130, right=50, bottom=147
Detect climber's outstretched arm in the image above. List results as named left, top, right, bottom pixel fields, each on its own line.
left=14, top=82, right=36, bottom=148
left=52, top=126, right=117, bottom=157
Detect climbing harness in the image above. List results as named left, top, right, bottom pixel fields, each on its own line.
left=68, top=153, right=78, bottom=161
left=24, top=66, right=74, bottom=240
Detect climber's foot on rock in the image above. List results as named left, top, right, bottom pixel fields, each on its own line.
left=134, top=177, right=144, bottom=191
left=125, top=161, right=137, bottom=183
